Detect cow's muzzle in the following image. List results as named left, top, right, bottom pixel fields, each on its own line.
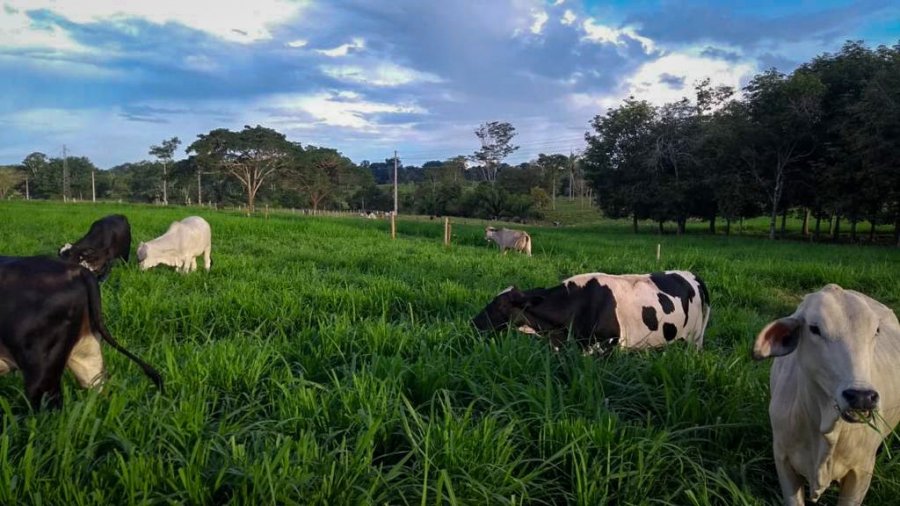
left=839, top=388, right=879, bottom=423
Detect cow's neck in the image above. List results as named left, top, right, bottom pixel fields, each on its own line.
left=794, top=374, right=843, bottom=498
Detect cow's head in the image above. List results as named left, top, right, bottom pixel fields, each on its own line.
left=472, top=286, right=545, bottom=332
left=484, top=227, right=497, bottom=241
left=753, top=285, right=882, bottom=424
left=58, top=243, right=102, bottom=273
left=136, top=242, right=157, bottom=270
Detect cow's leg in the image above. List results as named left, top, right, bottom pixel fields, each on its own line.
left=837, top=465, right=874, bottom=506
left=66, top=334, right=106, bottom=390
left=20, top=341, right=70, bottom=410
left=774, top=456, right=804, bottom=506
left=203, top=248, right=211, bottom=271
left=188, top=256, right=197, bottom=272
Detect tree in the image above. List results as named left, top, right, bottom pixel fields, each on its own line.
left=584, top=98, right=656, bottom=232
left=149, top=137, right=181, bottom=205
left=744, top=69, right=824, bottom=239
left=850, top=43, right=900, bottom=245
left=535, top=153, right=568, bottom=209
left=650, top=98, right=703, bottom=233
left=471, top=121, right=519, bottom=183
left=0, top=168, right=24, bottom=199
left=187, top=126, right=296, bottom=213
left=287, top=146, right=356, bottom=211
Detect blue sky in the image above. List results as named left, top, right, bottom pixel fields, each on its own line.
left=1, top=0, right=897, bottom=168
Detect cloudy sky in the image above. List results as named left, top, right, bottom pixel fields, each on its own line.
left=1, top=0, right=898, bottom=168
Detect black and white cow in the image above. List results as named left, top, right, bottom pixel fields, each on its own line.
left=0, top=256, right=163, bottom=409
left=59, top=214, right=131, bottom=281
left=472, top=271, right=710, bottom=354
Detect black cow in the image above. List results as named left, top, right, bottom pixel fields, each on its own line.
left=59, top=214, right=131, bottom=281
left=0, top=256, right=162, bottom=409
left=472, top=271, right=710, bottom=355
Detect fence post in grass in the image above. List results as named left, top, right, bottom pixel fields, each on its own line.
left=444, top=217, right=451, bottom=247
left=265, top=204, right=269, bottom=219
left=656, top=243, right=661, bottom=263
left=391, top=212, right=397, bottom=239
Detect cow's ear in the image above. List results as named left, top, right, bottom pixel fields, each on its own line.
left=753, top=317, right=803, bottom=360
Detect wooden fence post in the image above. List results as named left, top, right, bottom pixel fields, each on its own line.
left=444, top=217, right=451, bottom=247
left=656, top=243, right=661, bottom=262
left=265, top=204, right=269, bottom=219
left=391, top=212, right=397, bottom=239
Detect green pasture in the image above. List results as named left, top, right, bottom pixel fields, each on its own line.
left=0, top=200, right=897, bottom=505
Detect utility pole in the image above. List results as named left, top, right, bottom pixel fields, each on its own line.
left=91, top=169, right=96, bottom=202
left=25, top=177, right=29, bottom=200
left=62, top=144, right=69, bottom=202
left=393, top=150, right=398, bottom=215
left=197, top=170, right=202, bottom=206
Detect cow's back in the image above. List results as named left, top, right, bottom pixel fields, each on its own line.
left=563, top=271, right=709, bottom=348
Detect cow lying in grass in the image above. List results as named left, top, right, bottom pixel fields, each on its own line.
left=472, top=271, right=710, bottom=355
left=137, top=216, right=212, bottom=273
left=0, top=256, right=163, bottom=409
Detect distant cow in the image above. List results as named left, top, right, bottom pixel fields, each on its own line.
left=472, top=271, right=710, bottom=354
left=0, top=256, right=163, bottom=409
left=59, top=214, right=131, bottom=281
left=137, top=216, right=212, bottom=273
left=753, top=285, right=900, bottom=505
left=485, top=227, right=532, bottom=257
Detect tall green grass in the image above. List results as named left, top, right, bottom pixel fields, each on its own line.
left=0, top=200, right=897, bottom=504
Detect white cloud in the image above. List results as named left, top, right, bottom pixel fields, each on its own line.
left=265, top=92, right=425, bottom=130
left=581, top=18, right=655, bottom=53
left=0, top=5, right=88, bottom=53
left=552, top=0, right=565, bottom=5
left=2, top=0, right=307, bottom=47
left=625, top=52, right=755, bottom=104
left=321, top=61, right=442, bottom=87
left=561, top=10, right=577, bottom=26
left=316, top=37, right=365, bottom=57
left=286, top=39, right=308, bottom=48
left=530, top=10, right=548, bottom=34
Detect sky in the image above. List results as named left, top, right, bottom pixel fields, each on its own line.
left=1, top=0, right=898, bottom=168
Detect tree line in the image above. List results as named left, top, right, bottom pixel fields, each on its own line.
left=584, top=41, right=900, bottom=245
left=1, top=41, right=895, bottom=245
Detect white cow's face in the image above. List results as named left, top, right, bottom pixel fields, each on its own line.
left=754, top=285, right=881, bottom=423
left=484, top=227, right=496, bottom=241
left=137, top=242, right=159, bottom=270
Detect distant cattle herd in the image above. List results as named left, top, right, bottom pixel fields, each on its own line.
left=1, top=212, right=898, bottom=504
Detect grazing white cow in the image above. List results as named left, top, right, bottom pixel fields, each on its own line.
left=473, top=271, right=710, bottom=355
left=753, top=284, right=900, bottom=505
left=485, top=227, right=532, bottom=256
left=137, top=216, right=212, bottom=273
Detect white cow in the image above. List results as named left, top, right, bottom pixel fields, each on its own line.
left=137, top=216, right=212, bottom=273
left=753, top=284, right=900, bottom=505
left=485, top=227, right=532, bottom=256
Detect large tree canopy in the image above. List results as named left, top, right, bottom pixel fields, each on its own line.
left=187, top=125, right=298, bottom=213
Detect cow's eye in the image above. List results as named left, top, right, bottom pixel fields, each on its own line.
left=809, top=325, right=821, bottom=336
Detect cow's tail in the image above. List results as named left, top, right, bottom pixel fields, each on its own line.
left=524, top=234, right=532, bottom=257
left=81, top=269, right=164, bottom=392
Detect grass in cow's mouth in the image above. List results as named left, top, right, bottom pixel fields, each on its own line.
left=841, top=409, right=875, bottom=424
left=0, top=201, right=898, bottom=505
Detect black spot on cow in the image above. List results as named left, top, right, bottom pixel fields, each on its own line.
left=641, top=306, right=659, bottom=331
left=694, top=274, right=710, bottom=310
left=656, top=293, right=675, bottom=314
left=650, top=272, right=696, bottom=325
left=663, top=323, right=678, bottom=341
